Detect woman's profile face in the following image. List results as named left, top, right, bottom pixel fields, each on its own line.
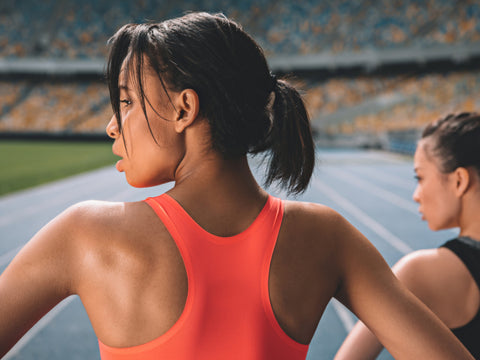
left=106, top=66, right=185, bottom=188
left=412, top=141, right=460, bottom=231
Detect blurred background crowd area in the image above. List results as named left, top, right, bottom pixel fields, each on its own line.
left=2, top=0, right=479, bottom=58
left=1, top=0, right=479, bottom=152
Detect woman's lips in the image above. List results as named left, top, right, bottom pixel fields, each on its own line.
left=418, top=210, right=425, bottom=220
left=112, top=145, right=124, bottom=172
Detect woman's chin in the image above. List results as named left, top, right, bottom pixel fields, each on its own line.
left=115, top=159, right=124, bottom=172
left=125, top=176, right=167, bottom=189
left=428, top=222, right=457, bottom=233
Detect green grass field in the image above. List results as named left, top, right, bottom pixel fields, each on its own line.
left=0, top=140, right=117, bottom=196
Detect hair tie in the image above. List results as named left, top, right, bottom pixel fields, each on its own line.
left=269, top=73, right=277, bottom=92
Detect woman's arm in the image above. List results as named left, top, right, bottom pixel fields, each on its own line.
left=334, top=321, right=383, bottom=360
left=334, top=253, right=413, bottom=360
left=0, top=204, right=83, bottom=356
left=328, top=213, right=473, bottom=360
left=334, top=249, right=462, bottom=360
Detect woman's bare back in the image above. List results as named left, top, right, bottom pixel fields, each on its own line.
left=71, top=198, right=341, bottom=347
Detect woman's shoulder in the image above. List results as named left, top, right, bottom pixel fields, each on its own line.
left=393, top=247, right=467, bottom=283
left=283, top=200, right=344, bottom=228
left=280, top=199, right=368, bottom=262
left=392, top=247, right=477, bottom=327
left=282, top=199, right=361, bottom=242
left=392, top=248, right=464, bottom=290
left=64, top=199, right=166, bottom=245
left=64, top=199, right=155, bottom=232
left=48, top=199, right=168, bottom=270
left=62, top=199, right=172, bottom=281
left=66, top=199, right=143, bottom=220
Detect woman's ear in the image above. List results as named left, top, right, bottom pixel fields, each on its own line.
left=174, top=89, right=200, bottom=133
left=453, top=167, right=470, bottom=197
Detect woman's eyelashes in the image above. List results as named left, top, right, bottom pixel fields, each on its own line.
left=120, top=99, right=132, bottom=106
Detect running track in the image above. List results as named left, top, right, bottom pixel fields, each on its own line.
left=0, top=149, right=458, bottom=359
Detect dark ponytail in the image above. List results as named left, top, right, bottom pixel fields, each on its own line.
left=262, top=79, right=315, bottom=194
left=107, top=12, right=315, bottom=194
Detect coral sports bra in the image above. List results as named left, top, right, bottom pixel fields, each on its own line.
left=98, top=194, right=309, bottom=360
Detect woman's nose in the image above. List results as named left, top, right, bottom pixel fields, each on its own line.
left=106, top=115, right=119, bottom=139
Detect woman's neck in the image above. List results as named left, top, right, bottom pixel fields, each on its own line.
left=458, top=187, right=480, bottom=241
left=170, top=152, right=266, bottom=206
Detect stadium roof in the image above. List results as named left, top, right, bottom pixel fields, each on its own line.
left=0, top=44, right=479, bottom=76
left=0, top=58, right=106, bottom=76
left=269, top=44, right=480, bottom=72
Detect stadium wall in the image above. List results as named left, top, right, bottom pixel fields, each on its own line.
left=1, top=44, right=480, bottom=77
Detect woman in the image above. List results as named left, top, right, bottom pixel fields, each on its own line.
left=0, top=13, right=474, bottom=360
left=335, top=112, right=480, bottom=359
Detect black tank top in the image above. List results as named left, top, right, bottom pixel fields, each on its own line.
left=441, top=236, right=480, bottom=359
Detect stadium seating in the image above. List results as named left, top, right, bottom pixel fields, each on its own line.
left=307, top=71, right=480, bottom=134
left=0, top=82, right=110, bottom=133
left=1, top=0, right=479, bottom=58
left=0, top=0, right=479, bottom=149
left=2, top=69, right=478, bottom=140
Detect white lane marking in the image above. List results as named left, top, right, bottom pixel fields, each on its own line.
left=0, top=195, right=68, bottom=227
left=325, top=167, right=418, bottom=214
left=331, top=299, right=356, bottom=333
left=0, top=187, right=136, bottom=355
left=0, top=184, right=108, bottom=228
left=0, top=167, right=123, bottom=228
left=3, top=296, right=76, bottom=359
left=352, top=166, right=414, bottom=190
left=0, top=187, right=138, bottom=267
left=313, top=178, right=413, bottom=255
left=325, top=168, right=459, bottom=236
left=0, top=167, right=115, bottom=210
left=313, top=178, right=412, bottom=335
left=105, top=188, right=138, bottom=202
left=0, top=155, right=408, bottom=353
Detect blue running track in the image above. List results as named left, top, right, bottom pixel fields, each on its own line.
left=0, top=149, right=458, bottom=359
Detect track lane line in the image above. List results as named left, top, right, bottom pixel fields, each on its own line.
left=325, top=167, right=418, bottom=214
left=311, top=178, right=412, bottom=334
left=312, top=178, right=413, bottom=255
left=350, top=166, right=414, bottom=190
left=0, top=190, right=135, bottom=265
left=331, top=299, right=356, bottom=333
left=323, top=167, right=458, bottom=235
